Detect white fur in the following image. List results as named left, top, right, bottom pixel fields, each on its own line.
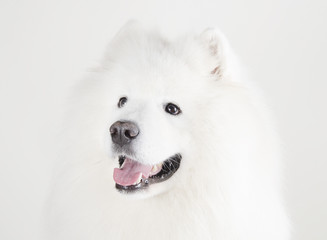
left=44, top=22, right=290, bottom=239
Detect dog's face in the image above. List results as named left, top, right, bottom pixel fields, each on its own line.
left=94, top=22, right=233, bottom=198
left=110, top=96, right=184, bottom=196
left=105, top=60, right=203, bottom=197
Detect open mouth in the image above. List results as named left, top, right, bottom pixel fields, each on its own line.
left=113, top=154, right=182, bottom=193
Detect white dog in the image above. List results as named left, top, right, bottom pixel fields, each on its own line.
left=45, top=22, right=290, bottom=240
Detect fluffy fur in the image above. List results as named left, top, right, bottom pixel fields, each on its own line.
left=45, top=22, right=290, bottom=239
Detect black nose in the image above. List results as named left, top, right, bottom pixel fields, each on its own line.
left=110, top=121, right=139, bottom=147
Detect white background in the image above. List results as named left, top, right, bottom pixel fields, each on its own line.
left=0, top=0, right=326, bottom=239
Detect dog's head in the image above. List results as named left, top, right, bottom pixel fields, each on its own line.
left=89, top=22, right=240, bottom=198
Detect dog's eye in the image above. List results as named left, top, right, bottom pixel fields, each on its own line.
left=118, top=97, right=127, bottom=108
left=165, top=103, right=181, bottom=115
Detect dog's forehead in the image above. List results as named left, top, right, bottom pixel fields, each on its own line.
left=107, top=57, right=202, bottom=98
left=125, top=70, right=203, bottom=101
left=104, top=32, right=209, bottom=101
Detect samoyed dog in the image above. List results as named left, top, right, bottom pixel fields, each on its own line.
left=45, top=22, right=290, bottom=240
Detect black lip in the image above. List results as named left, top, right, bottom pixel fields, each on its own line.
left=115, top=154, right=182, bottom=193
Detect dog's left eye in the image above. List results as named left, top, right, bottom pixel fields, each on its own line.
left=165, top=103, right=182, bottom=115
left=118, top=97, right=127, bottom=108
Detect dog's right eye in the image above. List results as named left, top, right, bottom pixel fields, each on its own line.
left=118, top=97, right=127, bottom=108
left=165, top=103, right=182, bottom=115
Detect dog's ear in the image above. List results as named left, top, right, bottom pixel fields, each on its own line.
left=114, top=20, right=144, bottom=39
left=110, top=20, right=145, bottom=46
left=103, top=20, right=147, bottom=64
left=199, top=28, right=240, bottom=81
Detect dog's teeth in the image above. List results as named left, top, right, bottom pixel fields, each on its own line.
left=132, top=173, right=142, bottom=185
left=151, top=163, right=163, bottom=173
left=151, top=165, right=158, bottom=172
left=120, top=161, right=126, bottom=168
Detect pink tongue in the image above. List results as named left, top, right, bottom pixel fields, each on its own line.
left=113, top=158, right=153, bottom=186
